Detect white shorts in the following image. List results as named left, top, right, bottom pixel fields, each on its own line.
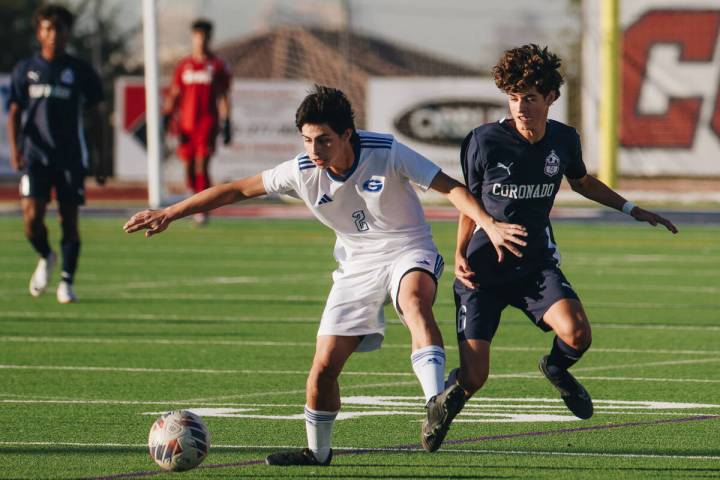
left=317, top=248, right=444, bottom=352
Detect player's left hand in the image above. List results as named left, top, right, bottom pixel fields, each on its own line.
left=630, top=207, right=678, bottom=234
left=123, top=209, right=172, bottom=237
left=455, top=254, right=476, bottom=289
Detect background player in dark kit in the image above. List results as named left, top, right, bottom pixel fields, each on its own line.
left=7, top=4, right=104, bottom=304
left=447, top=44, right=677, bottom=423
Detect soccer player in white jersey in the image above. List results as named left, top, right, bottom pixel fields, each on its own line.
left=124, top=86, right=526, bottom=463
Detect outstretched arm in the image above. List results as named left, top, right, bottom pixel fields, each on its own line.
left=567, top=174, right=678, bottom=233
left=123, top=173, right=266, bottom=237
left=429, top=171, right=528, bottom=262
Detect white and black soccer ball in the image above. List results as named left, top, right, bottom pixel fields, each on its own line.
left=148, top=410, right=210, bottom=471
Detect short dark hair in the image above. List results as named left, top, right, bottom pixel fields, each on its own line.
left=33, top=4, right=75, bottom=30
left=191, top=18, right=213, bottom=37
left=295, top=85, right=356, bottom=134
left=492, top=44, right=564, bottom=99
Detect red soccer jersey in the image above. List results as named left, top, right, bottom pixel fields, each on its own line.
left=171, top=54, right=231, bottom=133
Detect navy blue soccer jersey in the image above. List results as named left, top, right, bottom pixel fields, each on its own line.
left=460, top=118, right=587, bottom=284
left=9, top=53, right=103, bottom=170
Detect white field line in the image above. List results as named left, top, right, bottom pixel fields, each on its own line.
left=440, top=448, right=720, bottom=461
left=580, top=284, right=720, bottom=294
left=0, top=380, right=419, bottom=406
left=1, top=441, right=719, bottom=461
left=0, top=364, right=410, bottom=376
left=2, top=357, right=719, bottom=384
left=3, top=271, right=719, bottom=293
left=568, top=254, right=720, bottom=265
left=0, top=311, right=321, bottom=324
left=570, top=357, right=720, bottom=373
left=2, top=335, right=719, bottom=357
left=592, top=323, right=720, bottom=332
left=3, top=310, right=720, bottom=332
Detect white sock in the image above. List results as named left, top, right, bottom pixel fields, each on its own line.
left=411, top=345, right=446, bottom=403
left=304, top=405, right=337, bottom=463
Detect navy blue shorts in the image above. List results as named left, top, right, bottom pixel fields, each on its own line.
left=454, top=263, right=580, bottom=342
left=20, top=163, right=86, bottom=205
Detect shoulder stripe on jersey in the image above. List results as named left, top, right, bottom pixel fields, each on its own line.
left=299, top=164, right=316, bottom=171
left=360, top=144, right=392, bottom=150
left=298, top=160, right=313, bottom=165
left=298, top=154, right=310, bottom=160
left=359, top=133, right=393, bottom=141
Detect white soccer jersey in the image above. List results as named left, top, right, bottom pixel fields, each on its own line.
left=262, top=130, right=441, bottom=264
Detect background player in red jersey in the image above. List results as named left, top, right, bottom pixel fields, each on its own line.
left=163, top=18, right=232, bottom=224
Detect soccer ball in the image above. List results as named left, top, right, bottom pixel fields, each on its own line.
left=148, top=410, right=210, bottom=471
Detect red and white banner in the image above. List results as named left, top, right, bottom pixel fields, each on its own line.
left=114, top=77, right=310, bottom=183
left=583, top=0, right=720, bottom=175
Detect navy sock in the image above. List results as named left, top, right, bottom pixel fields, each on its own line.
left=546, top=336, right=589, bottom=376
left=60, top=240, right=81, bottom=284
left=29, top=232, right=51, bottom=258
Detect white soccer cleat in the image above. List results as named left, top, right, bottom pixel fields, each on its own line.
left=56, top=280, right=77, bottom=304
left=29, top=251, right=57, bottom=297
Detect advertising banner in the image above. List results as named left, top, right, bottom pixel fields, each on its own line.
left=114, top=78, right=311, bottom=184
left=366, top=77, right=567, bottom=181
left=583, top=0, right=720, bottom=175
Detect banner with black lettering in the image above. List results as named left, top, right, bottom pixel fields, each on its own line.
left=366, top=77, right=567, bottom=182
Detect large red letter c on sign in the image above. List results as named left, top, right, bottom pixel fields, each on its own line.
left=622, top=10, right=720, bottom=148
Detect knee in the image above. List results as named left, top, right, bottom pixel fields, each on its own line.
left=307, top=361, right=341, bottom=389
left=561, top=324, right=592, bottom=352
left=460, top=365, right=489, bottom=395
left=399, top=294, right=432, bottom=323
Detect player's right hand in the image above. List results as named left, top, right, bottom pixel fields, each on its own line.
left=486, top=220, right=528, bottom=262
left=123, top=209, right=171, bottom=237
left=455, top=254, right=476, bottom=289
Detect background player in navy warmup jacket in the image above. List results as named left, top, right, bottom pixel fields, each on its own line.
left=7, top=4, right=104, bottom=304
left=445, top=44, right=677, bottom=426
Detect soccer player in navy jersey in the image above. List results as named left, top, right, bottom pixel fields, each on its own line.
left=7, top=4, right=104, bottom=304
left=443, top=44, right=677, bottom=426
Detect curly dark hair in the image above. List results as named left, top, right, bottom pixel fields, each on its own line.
left=295, top=85, right=356, bottom=134
left=33, top=4, right=75, bottom=30
left=492, top=44, right=564, bottom=99
left=191, top=18, right=213, bottom=37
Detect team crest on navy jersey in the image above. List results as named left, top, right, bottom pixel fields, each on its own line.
left=60, top=68, right=75, bottom=85
left=27, top=70, right=40, bottom=81
left=544, top=150, right=560, bottom=177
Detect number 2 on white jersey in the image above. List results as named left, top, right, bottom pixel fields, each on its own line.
left=352, top=210, right=369, bottom=232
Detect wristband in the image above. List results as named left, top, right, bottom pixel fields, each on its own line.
left=621, top=201, right=636, bottom=215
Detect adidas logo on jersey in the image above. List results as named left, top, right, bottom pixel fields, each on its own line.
left=317, top=194, right=333, bottom=205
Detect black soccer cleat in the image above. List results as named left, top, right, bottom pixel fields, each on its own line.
left=421, top=383, right=467, bottom=452
left=265, top=448, right=332, bottom=466
left=539, top=355, right=594, bottom=419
